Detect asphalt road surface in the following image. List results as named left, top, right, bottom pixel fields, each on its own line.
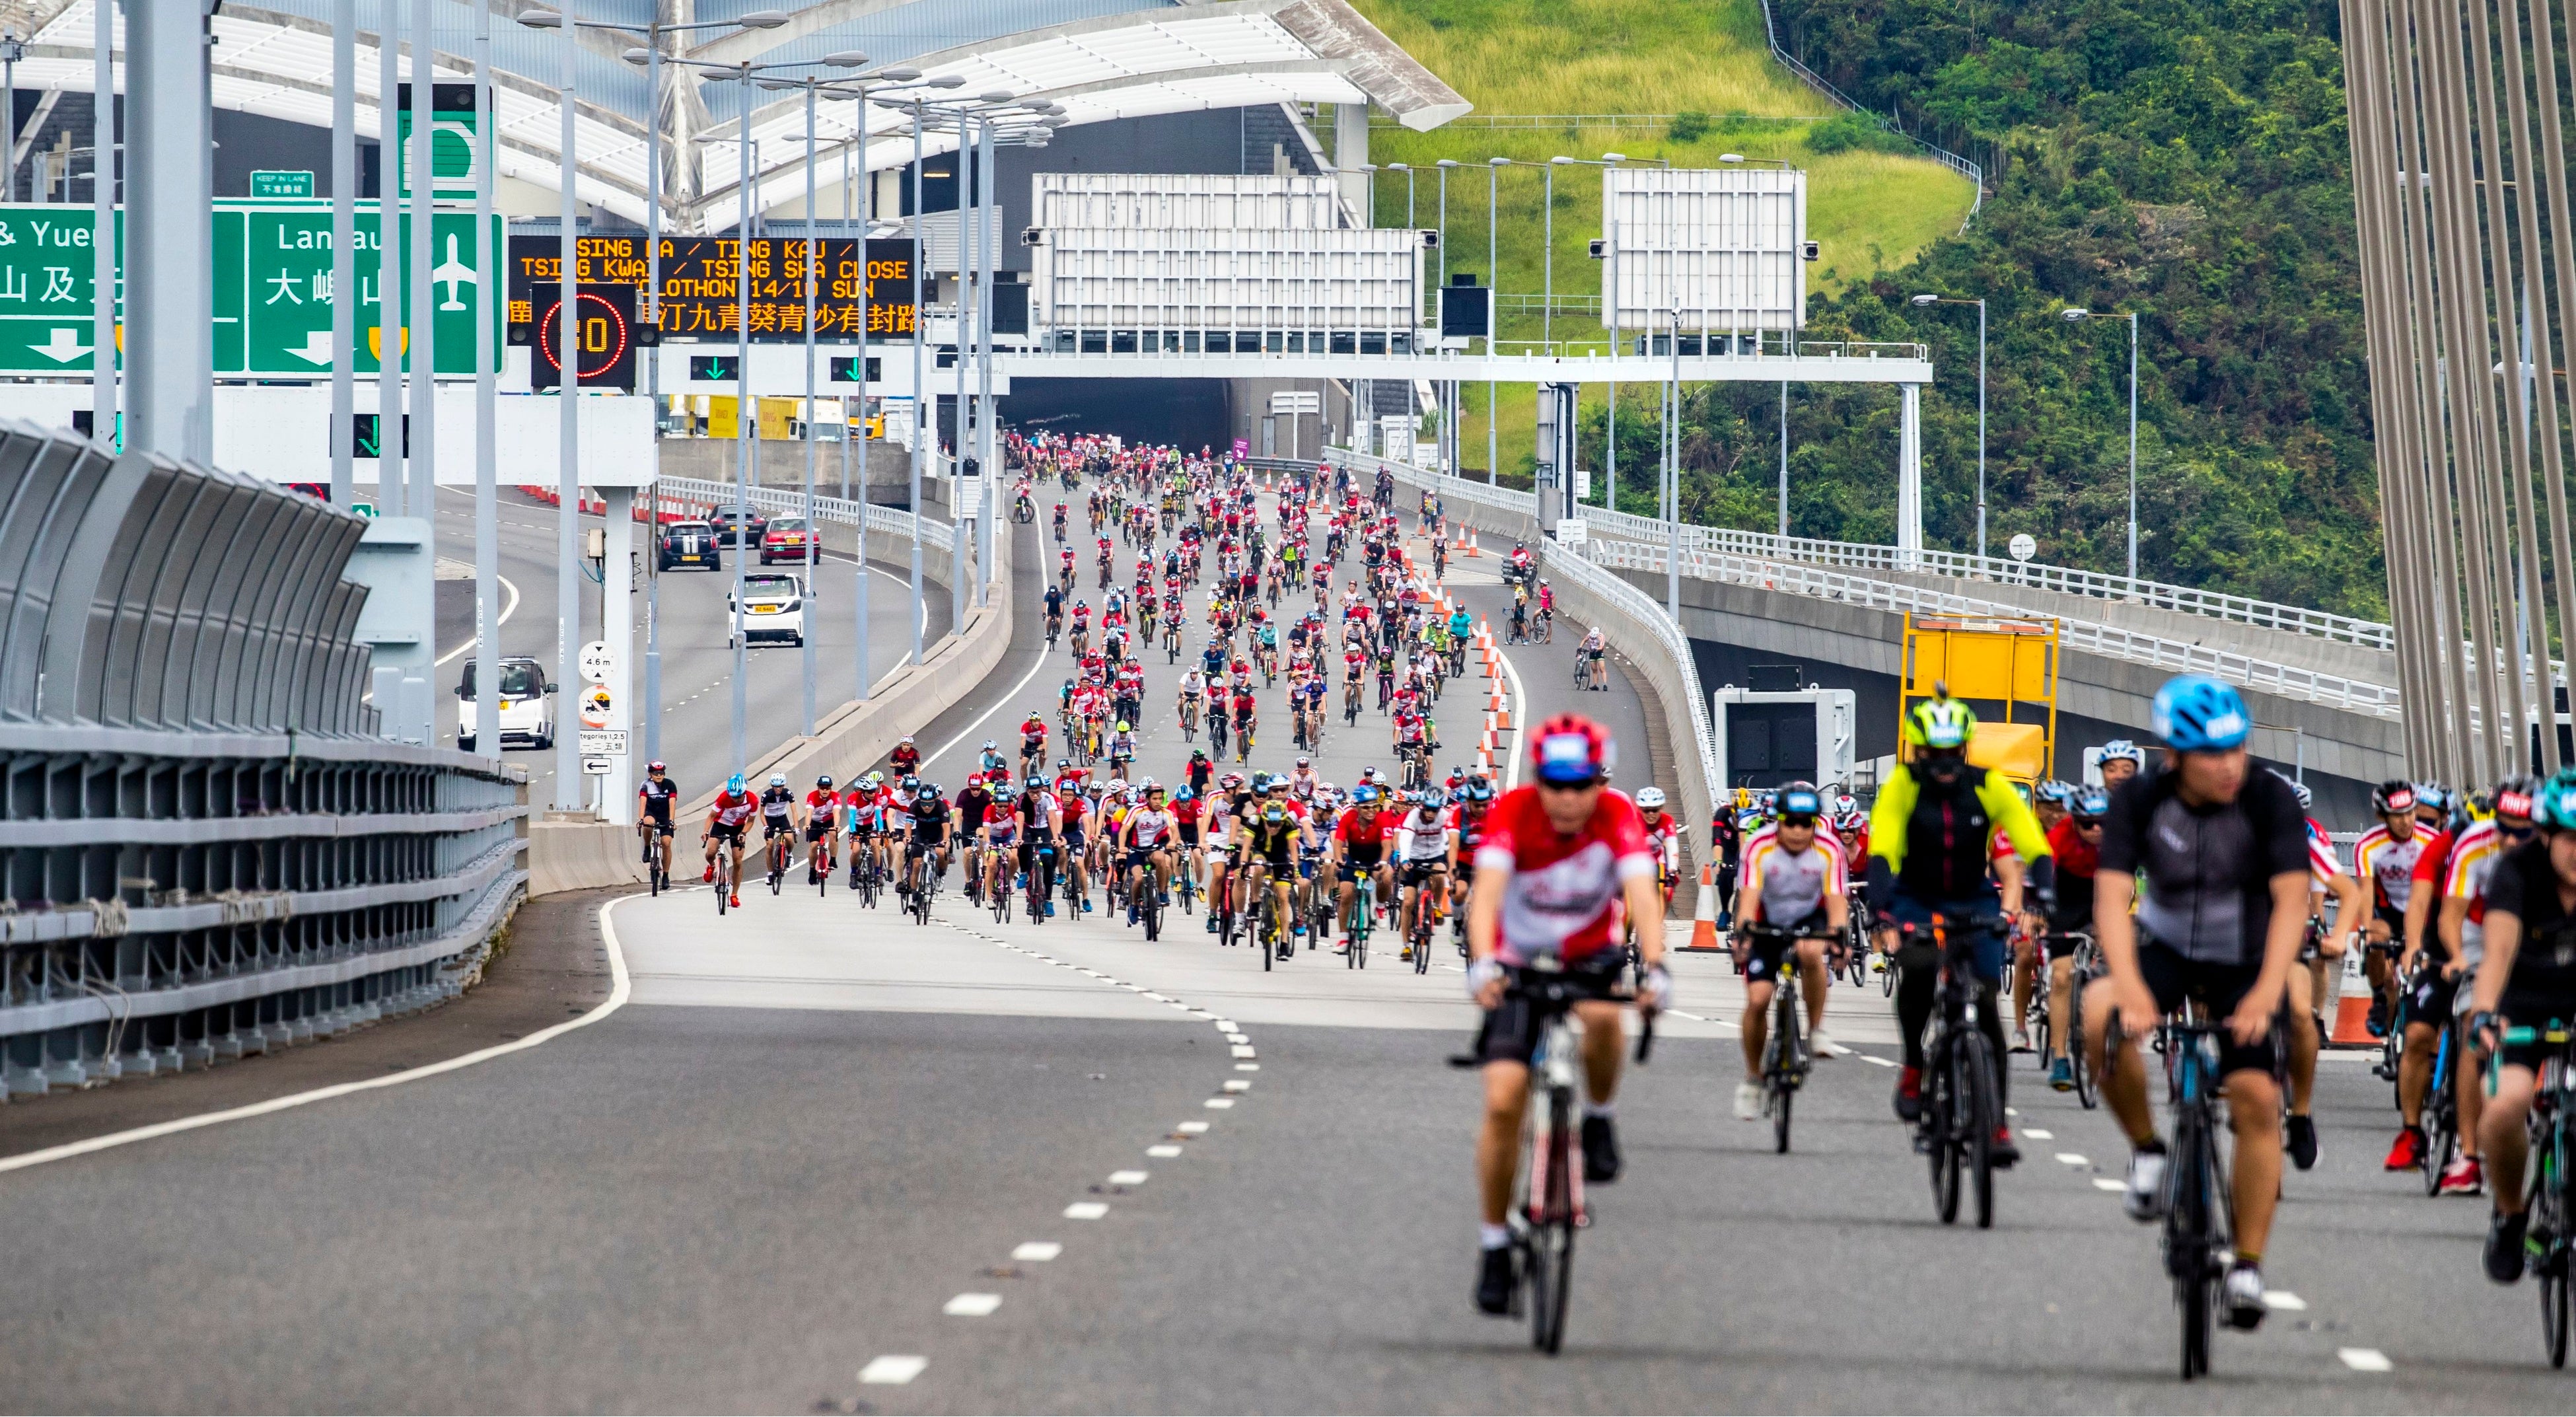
left=1, top=487, right=2562, bottom=1412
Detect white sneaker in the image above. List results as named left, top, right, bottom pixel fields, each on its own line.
left=2125, top=1147, right=2169, bottom=1223
left=1734, top=1081, right=1762, bottom=1121
left=2222, top=1263, right=2268, bottom=1330
left=1810, top=1027, right=1836, bottom=1057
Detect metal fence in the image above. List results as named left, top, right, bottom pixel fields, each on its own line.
left=0, top=421, right=526, bottom=1099
left=657, top=475, right=924, bottom=541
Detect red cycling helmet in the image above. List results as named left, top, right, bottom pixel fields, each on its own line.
left=1531, top=713, right=1615, bottom=785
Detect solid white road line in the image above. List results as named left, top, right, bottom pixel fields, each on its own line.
left=858, top=1356, right=927, bottom=1385
left=2266, top=1290, right=2308, bottom=1311
left=434, top=571, right=521, bottom=667
left=0, top=890, right=638, bottom=1175
left=1495, top=624, right=1530, bottom=791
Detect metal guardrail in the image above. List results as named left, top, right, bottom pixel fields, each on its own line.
left=1584, top=538, right=2404, bottom=718
left=1756, top=0, right=1986, bottom=233
left=657, top=476, right=925, bottom=542
left=1540, top=537, right=1724, bottom=856
left=1577, top=504, right=2398, bottom=651
left=0, top=422, right=526, bottom=1098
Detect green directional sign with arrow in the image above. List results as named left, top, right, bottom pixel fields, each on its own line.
left=0, top=201, right=499, bottom=378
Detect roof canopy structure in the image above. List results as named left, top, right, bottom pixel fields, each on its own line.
left=3, top=0, right=1468, bottom=233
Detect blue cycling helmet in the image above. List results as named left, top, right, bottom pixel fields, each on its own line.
left=1777, top=787, right=1823, bottom=821
left=2538, top=768, right=2576, bottom=831
left=2151, top=674, right=2250, bottom=752
left=727, top=772, right=746, bottom=795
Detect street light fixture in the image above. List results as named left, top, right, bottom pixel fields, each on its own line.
left=2061, top=306, right=2142, bottom=581
left=1911, top=293, right=1989, bottom=561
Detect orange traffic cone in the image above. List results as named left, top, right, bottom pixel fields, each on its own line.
left=1685, top=863, right=1722, bottom=951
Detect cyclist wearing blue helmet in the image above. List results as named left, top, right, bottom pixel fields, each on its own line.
left=703, top=772, right=760, bottom=909
left=2467, top=767, right=2576, bottom=1281
left=2085, top=673, right=2311, bottom=1331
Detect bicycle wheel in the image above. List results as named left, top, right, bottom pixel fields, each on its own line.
left=1143, top=880, right=1163, bottom=941
left=1260, top=900, right=1275, bottom=971
left=715, top=862, right=729, bottom=916
left=2545, top=1260, right=2570, bottom=1369
left=2168, top=1118, right=2216, bottom=1379
left=1928, top=1050, right=1961, bottom=1225
left=1960, top=1032, right=1997, bottom=1230
left=2069, top=1005, right=2098, bottom=1109
left=1772, top=989, right=1801, bottom=1155
left=1528, top=1093, right=1578, bottom=1354
left=2424, top=1096, right=2456, bottom=1197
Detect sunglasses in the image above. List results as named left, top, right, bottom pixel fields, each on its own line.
left=1537, top=778, right=1600, bottom=794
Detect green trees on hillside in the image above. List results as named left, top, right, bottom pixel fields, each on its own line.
left=1586, top=0, right=2386, bottom=615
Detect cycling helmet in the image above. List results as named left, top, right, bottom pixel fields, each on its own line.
left=1174, top=785, right=1195, bottom=802
left=2071, top=786, right=2112, bottom=820
left=1532, top=713, right=1614, bottom=785
left=1262, top=803, right=1287, bottom=824
left=726, top=773, right=746, bottom=795
left=899, top=775, right=920, bottom=793
left=2497, top=775, right=2540, bottom=822
left=2034, top=780, right=2075, bottom=807
left=899, top=735, right=915, bottom=746
left=1778, top=787, right=1823, bottom=822
left=1635, top=787, right=1668, bottom=810
left=981, top=740, right=997, bottom=752
left=2151, top=674, right=2250, bottom=752
left=915, top=785, right=938, bottom=801
left=2415, top=781, right=2454, bottom=813
left=769, top=774, right=789, bottom=788
left=1904, top=690, right=1977, bottom=751
left=648, top=760, right=668, bottom=774
left=1116, top=720, right=1131, bottom=733
left=816, top=774, right=834, bottom=789
left=2099, top=738, right=2146, bottom=766
left=1297, top=756, right=1311, bottom=768
left=2539, top=768, right=2576, bottom=831
left=1465, top=776, right=1497, bottom=803
left=1024, top=776, right=1047, bottom=793
left=2371, top=780, right=2416, bottom=815
left=2268, top=769, right=2313, bottom=810
left=1352, top=784, right=1380, bottom=805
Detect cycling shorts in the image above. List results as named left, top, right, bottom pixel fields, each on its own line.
left=1474, top=956, right=1629, bottom=1067
left=2497, top=990, right=2576, bottom=1072
left=2405, top=958, right=2464, bottom=1031
left=1336, top=855, right=1384, bottom=884
left=709, top=822, right=746, bottom=844
left=1176, top=823, right=1201, bottom=848
left=643, top=818, right=675, bottom=838
left=1399, top=859, right=1447, bottom=890
left=906, top=834, right=945, bottom=855
left=805, top=819, right=834, bottom=842
left=1740, top=912, right=1830, bottom=984
left=2137, top=939, right=2280, bottom=1079
left=1122, top=846, right=1162, bottom=873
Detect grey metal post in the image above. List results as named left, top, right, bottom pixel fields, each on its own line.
left=377, top=0, right=404, bottom=511
left=849, top=122, right=868, bottom=704
left=408, top=0, right=437, bottom=522
left=977, top=114, right=996, bottom=610
left=801, top=80, right=816, bottom=737
left=1974, top=298, right=1987, bottom=561
left=4, top=32, right=18, bottom=203
left=125, top=0, right=211, bottom=463
left=474, top=0, right=499, bottom=769
left=2126, top=309, right=2138, bottom=582
left=1487, top=159, right=1496, bottom=484
left=908, top=108, right=924, bottom=665
left=1542, top=163, right=1552, bottom=353
left=1667, top=307, right=1680, bottom=616
left=92, top=5, right=115, bottom=455
left=952, top=112, right=972, bottom=639
left=642, top=24, right=662, bottom=768
left=731, top=73, right=750, bottom=777
left=1777, top=381, right=1787, bottom=538
left=553, top=2, right=582, bottom=810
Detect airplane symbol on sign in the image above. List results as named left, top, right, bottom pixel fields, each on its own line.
left=433, top=234, right=476, bottom=311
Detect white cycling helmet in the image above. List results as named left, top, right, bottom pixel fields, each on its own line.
left=1635, top=787, right=1667, bottom=809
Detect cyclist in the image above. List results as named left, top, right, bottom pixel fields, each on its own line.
left=1467, top=714, right=1672, bottom=1315
left=2355, top=780, right=2434, bottom=1037
left=759, top=774, right=798, bottom=881
left=2097, top=739, right=2145, bottom=792
left=902, top=783, right=952, bottom=901
left=956, top=772, right=997, bottom=896
left=842, top=774, right=881, bottom=889
left=2083, top=675, right=2309, bottom=1331
left=2285, top=776, right=2364, bottom=1170
left=1733, top=785, right=1849, bottom=1120
left=2466, top=768, right=2576, bottom=1280
left=1635, top=787, right=1681, bottom=916
left=979, top=781, right=1022, bottom=903
left=1867, top=689, right=2052, bottom=1165
left=888, top=735, right=922, bottom=781
left=703, top=773, right=758, bottom=908
left=1238, top=799, right=1306, bottom=956
left=637, top=761, right=678, bottom=881
left=1119, top=781, right=1178, bottom=926
left=1329, top=784, right=1400, bottom=949
left=1014, top=776, right=1063, bottom=915
left=2037, top=785, right=2110, bottom=1091
left=803, top=773, right=840, bottom=882
left=1579, top=624, right=1608, bottom=690
left=1396, top=789, right=1457, bottom=961
left=2387, top=787, right=2464, bottom=1174
left=2425, top=777, right=2538, bottom=1194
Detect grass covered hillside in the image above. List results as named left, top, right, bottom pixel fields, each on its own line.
left=1343, top=0, right=1976, bottom=478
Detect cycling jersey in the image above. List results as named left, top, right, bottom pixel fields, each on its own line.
left=1243, top=818, right=1300, bottom=863
left=637, top=777, right=679, bottom=823
left=1472, top=785, right=1657, bottom=965
left=1125, top=809, right=1173, bottom=848
left=1334, top=809, right=1394, bottom=863
left=2305, top=817, right=2344, bottom=890
left=2481, top=838, right=2576, bottom=1007
left=955, top=787, right=994, bottom=834
left=760, top=787, right=796, bottom=826
left=2097, top=764, right=2309, bottom=967
left=709, top=789, right=759, bottom=829
left=1398, top=810, right=1452, bottom=863
left=2353, top=823, right=2439, bottom=914
left=2441, top=818, right=2510, bottom=966
left=2044, top=815, right=2102, bottom=933
left=803, top=789, right=838, bottom=822
left=1741, top=835, right=1847, bottom=926
left=1018, top=792, right=1060, bottom=836
left=1866, top=764, right=2048, bottom=903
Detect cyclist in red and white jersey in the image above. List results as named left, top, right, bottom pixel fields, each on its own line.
left=703, top=773, right=758, bottom=909
left=1466, top=714, right=1670, bottom=1315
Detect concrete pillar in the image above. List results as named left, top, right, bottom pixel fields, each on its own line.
left=1336, top=102, right=1369, bottom=223
left=602, top=486, right=635, bottom=824
left=1897, top=382, right=1923, bottom=568
left=126, top=1, right=213, bottom=462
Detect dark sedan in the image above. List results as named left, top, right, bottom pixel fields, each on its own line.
left=659, top=520, right=723, bottom=571
left=709, top=503, right=768, bottom=546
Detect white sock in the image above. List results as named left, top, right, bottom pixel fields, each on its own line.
left=1583, top=1101, right=1614, bottom=1120
left=1480, top=1223, right=1511, bottom=1250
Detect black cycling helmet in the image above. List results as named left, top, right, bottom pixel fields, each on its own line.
left=2371, top=780, right=2417, bottom=816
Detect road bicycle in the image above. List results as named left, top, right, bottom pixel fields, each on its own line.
left=2059, top=931, right=2103, bottom=1109
left=2421, top=984, right=2465, bottom=1196
left=641, top=823, right=670, bottom=896
left=906, top=846, right=939, bottom=925
left=1024, top=843, right=1056, bottom=925
left=1343, top=871, right=1376, bottom=970
left=1915, top=912, right=2007, bottom=1229
left=1410, top=879, right=1441, bottom=975
left=806, top=829, right=832, bottom=898
left=766, top=828, right=793, bottom=896
left=711, top=834, right=736, bottom=916
left=1842, top=891, right=1873, bottom=988
left=1449, top=963, right=1653, bottom=1355
left=989, top=856, right=1014, bottom=924
left=1741, top=921, right=1828, bottom=1154
left=2504, top=1019, right=2576, bottom=1367
left=2149, top=1018, right=2240, bottom=1381
left=1129, top=857, right=1166, bottom=941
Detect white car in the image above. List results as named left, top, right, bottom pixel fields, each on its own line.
left=454, top=655, right=556, bottom=751
left=729, top=571, right=809, bottom=647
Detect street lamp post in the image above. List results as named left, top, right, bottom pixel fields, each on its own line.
left=2062, top=306, right=2141, bottom=581
left=1911, top=293, right=1987, bottom=561
left=1487, top=156, right=1504, bottom=484
left=1436, top=158, right=1456, bottom=476
left=1558, top=153, right=1628, bottom=505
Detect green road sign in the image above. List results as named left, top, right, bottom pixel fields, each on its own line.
left=250, top=170, right=315, bottom=199
left=0, top=201, right=501, bottom=377
left=396, top=85, right=479, bottom=201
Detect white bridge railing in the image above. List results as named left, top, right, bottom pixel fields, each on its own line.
left=658, top=476, right=924, bottom=542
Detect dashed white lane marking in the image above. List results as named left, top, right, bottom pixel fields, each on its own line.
left=1108, top=1169, right=1149, bottom=1186
left=2005, top=1107, right=2021, bottom=1117
left=2266, top=1290, right=2308, bottom=1311
left=2092, top=1178, right=2128, bottom=1192
left=1236, top=1062, right=1260, bottom=1072
left=943, top=1293, right=1003, bottom=1317
left=859, top=1356, right=927, bottom=1385
left=2338, top=1348, right=2393, bottom=1372
left=1231, top=1045, right=1258, bottom=1059
left=1063, top=1202, right=1110, bottom=1220
left=1213, top=1018, right=1236, bottom=1031
left=1222, top=1079, right=1251, bottom=1093
left=1146, top=1145, right=1182, bottom=1158
left=1177, top=1121, right=1211, bottom=1134
left=1012, top=1242, right=1062, bottom=1262
left=1855, top=1054, right=1896, bottom=1068
left=2022, top=1128, right=2054, bottom=1140
left=2054, top=1153, right=2089, bottom=1167
left=1204, top=1098, right=1236, bottom=1109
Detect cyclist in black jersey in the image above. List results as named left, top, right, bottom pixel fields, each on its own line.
left=1238, top=801, right=1305, bottom=957
left=636, top=762, right=678, bottom=880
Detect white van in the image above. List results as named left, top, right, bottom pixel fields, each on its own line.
left=455, top=656, right=557, bottom=751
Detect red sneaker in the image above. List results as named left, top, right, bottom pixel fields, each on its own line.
left=2438, top=1155, right=2486, bottom=1195
left=729, top=893, right=741, bottom=910
left=2384, top=1126, right=2425, bottom=1171
left=703, top=865, right=715, bottom=884
left=1894, top=1066, right=1923, bottom=1122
